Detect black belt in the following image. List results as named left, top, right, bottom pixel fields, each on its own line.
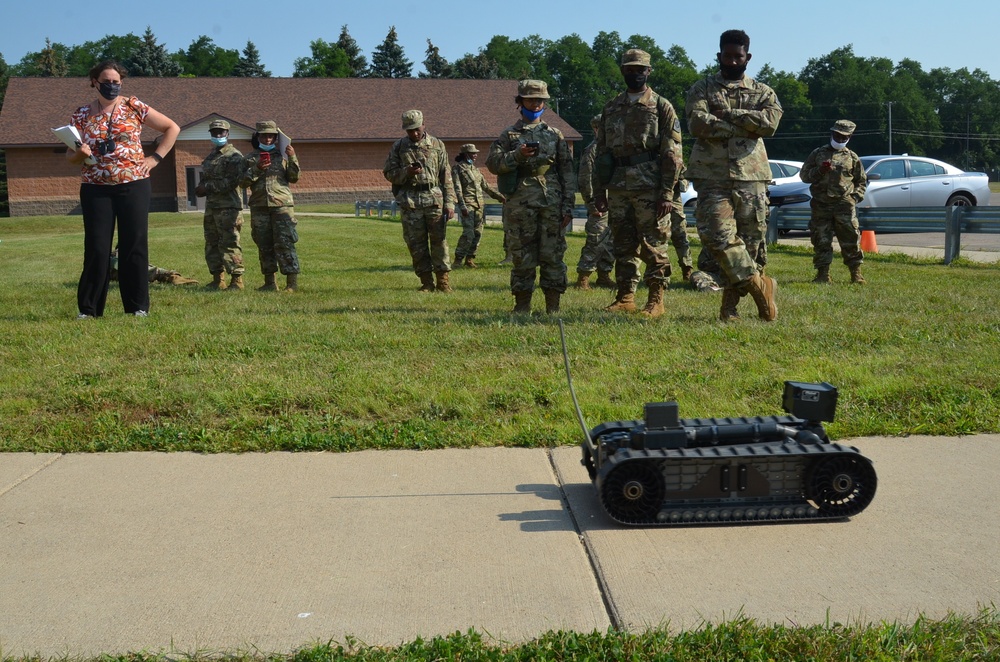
left=409, top=184, right=433, bottom=192
left=614, top=151, right=657, bottom=167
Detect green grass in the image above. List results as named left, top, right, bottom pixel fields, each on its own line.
left=4, top=610, right=998, bottom=661
left=1, top=211, right=998, bottom=453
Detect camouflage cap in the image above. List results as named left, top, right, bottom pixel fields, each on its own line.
left=255, top=120, right=279, bottom=135
left=402, top=109, right=424, bottom=130
left=831, top=119, right=857, bottom=136
left=517, top=79, right=550, bottom=99
left=209, top=119, right=230, bottom=131
left=621, top=49, right=651, bottom=67
left=459, top=143, right=479, bottom=154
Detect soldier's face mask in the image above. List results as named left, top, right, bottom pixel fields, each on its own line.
left=830, top=137, right=850, bottom=151
left=520, top=106, right=545, bottom=121
left=211, top=136, right=228, bottom=146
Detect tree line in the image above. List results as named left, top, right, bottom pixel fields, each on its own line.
left=3, top=25, right=1000, bottom=173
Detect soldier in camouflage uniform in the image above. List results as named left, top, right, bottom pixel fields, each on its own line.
left=241, top=120, right=301, bottom=292
left=799, top=119, right=868, bottom=284
left=110, top=248, right=198, bottom=285
left=383, top=110, right=457, bottom=293
left=486, top=79, right=576, bottom=314
left=195, top=119, right=245, bottom=290
left=575, top=115, right=615, bottom=291
left=670, top=177, right=694, bottom=281
left=686, top=30, right=781, bottom=321
left=593, top=49, right=684, bottom=318
left=451, top=144, right=505, bottom=269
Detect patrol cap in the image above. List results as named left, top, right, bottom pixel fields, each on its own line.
left=459, top=143, right=479, bottom=154
left=830, top=119, right=856, bottom=136
left=517, top=79, right=550, bottom=99
left=209, top=119, right=230, bottom=131
left=621, top=49, right=651, bottom=67
left=402, top=109, right=424, bottom=130
left=255, top=120, right=279, bottom=135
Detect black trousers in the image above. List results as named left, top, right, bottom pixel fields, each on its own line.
left=78, top=178, right=151, bottom=316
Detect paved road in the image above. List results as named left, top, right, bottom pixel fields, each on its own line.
left=2, top=437, right=999, bottom=656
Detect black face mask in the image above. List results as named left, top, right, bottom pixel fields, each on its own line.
left=98, top=81, right=121, bottom=100
left=623, top=73, right=647, bottom=91
left=719, top=63, right=747, bottom=80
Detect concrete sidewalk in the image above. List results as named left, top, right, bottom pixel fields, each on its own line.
left=2, top=437, right=999, bottom=657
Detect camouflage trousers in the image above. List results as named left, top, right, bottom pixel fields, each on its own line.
left=401, top=205, right=450, bottom=275
left=809, top=198, right=863, bottom=268
left=250, top=206, right=300, bottom=275
left=454, top=208, right=485, bottom=259
left=693, top=180, right=768, bottom=287
left=608, top=188, right=671, bottom=289
left=669, top=195, right=693, bottom=271
left=576, top=212, right=614, bottom=274
left=204, top=206, right=245, bottom=276
left=507, top=203, right=567, bottom=294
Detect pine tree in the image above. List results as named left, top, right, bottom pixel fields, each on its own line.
left=451, top=53, right=500, bottom=79
left=233, top=41, right=271, bottom=77
left=126, top=27, right=181, bottom=77
left=35, top=38, right=69, bottom=77
left=369, top=26, right=412, bottom=79
left=337, top=25, right=368, bottom=77
left=419, top=39, right=451, bottom=78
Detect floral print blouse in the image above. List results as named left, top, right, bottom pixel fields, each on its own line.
left=70, top=96, right=150, bottom=185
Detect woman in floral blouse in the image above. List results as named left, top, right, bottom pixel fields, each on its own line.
left=67, top=59, right=179, bottom=319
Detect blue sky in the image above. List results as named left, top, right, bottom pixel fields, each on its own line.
left=5, top=0, right=999, bottom=80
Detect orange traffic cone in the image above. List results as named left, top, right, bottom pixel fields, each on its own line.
left=860, top=230, right=878, bottom=254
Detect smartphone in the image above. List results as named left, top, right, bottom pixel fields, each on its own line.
left=525, top=141, right=540, bottom=150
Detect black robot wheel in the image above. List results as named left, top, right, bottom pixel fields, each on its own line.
left=805, top=454, right=877, bottom=518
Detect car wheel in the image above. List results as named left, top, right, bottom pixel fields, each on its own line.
left=947, top=193, right=975, bottom=206
left=685, top=198, right=697, bottom=209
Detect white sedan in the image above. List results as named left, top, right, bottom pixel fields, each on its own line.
left=767, top=155, right=991, bottom=209
left=681, top=160, right=803, bottom=208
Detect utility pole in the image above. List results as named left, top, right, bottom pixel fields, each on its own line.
left=886, top=101, right=894, bottom=154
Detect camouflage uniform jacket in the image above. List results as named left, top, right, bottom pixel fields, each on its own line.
left=593, top=87, right=683, bottom=200
left=452, top=161, right=503, bottom=212
left=800, top=145, right=867, bottom=203
left=485, top=120, right=576, bottom=215
left=201, top=143, right=244, bottom=209
left=685, top=73, right=782, bottom=182
left=383, top=133, right=456, bottom=212
left=578, top=141, right=600, bottom=216
left=240, top=150, right=300, bottom=208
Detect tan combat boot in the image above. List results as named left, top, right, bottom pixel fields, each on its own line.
left=605, top=287, right=637, bottom=313
left=746, top=272, right=778, bottom=321
left=452, top=256, right=464, bottom=269
left=168, top=274, right=199, bottom=285
left=418, top=272, right=435, bottom=292
left=512, top=290, right=532, bottom=314
left=435, top=271, right=452, bottom=293
left=575, top=272, right=593, bottom=290
left=464, top=257, right=478, bottom=268
left=284, top=273, right=298, bottom=292
left=813, top=265, right=832, bottom=283
left=681, top=265, right=694, bottom=281
left=639, top=281, right=666, bottom=318
left=205, top=272, right=227, bottom=290
left=258, top=273, right=278, bottom=292
left=595, top=270, right=616, bottom=289
left=229, top=274, right=244, bottom=291
left=849, top=264, right=866, bottom=284
left=719, top=287, right=741, bottom=322
left=543, top=289, right=561, bottom=314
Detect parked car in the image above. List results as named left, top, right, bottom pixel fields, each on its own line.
left=767, top=155, right=991, bottom=209
left=681, top=160, right=804, bottom=207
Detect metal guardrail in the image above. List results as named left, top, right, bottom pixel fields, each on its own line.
left=767, top=205, right=1000, bottom=264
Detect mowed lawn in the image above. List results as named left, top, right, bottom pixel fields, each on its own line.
left=1, top=211, right=998, bottom=453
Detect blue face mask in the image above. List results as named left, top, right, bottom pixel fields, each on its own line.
left=520, top=107, right=545, bottom=122
left=210, top=136, right=228, bottom=147
left=259, top=142, right=276, bottom=152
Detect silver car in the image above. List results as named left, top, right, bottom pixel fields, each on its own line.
left=768, top=155, right=991, bottom=208
left=681, top=159, right=804, bottom=207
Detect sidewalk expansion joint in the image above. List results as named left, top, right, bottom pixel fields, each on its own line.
left=0, top=454, right=64, bottom=499
left=545, top=447, right=622, bottom=630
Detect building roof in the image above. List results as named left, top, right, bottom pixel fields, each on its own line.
left=0, top=77, right=582, bottom=147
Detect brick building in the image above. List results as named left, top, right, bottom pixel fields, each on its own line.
left=0, top=77, right=581, bottom=217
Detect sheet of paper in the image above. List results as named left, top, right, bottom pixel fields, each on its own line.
left=51, top=125, right=96, bottom=165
